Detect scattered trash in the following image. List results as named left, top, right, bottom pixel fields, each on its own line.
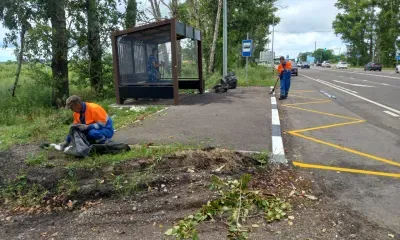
left=212, top=72, right=238, bottom=93
left=388, top=233, right=394, bottom=238
left=322, top=228, right=326, bottom=233
left=251, top=224, right=260, bottom=228
left=129, top=106, right=147, bottom=112
left=5, top=216, right=12, bottom=221
left=288, top=221, right=293, bottom=226
left=349, top=234, right=357, bottom=238
left=214, top=165, right=225, bottom=172
left=187, top=168, right=195, bottom=173
left=288, top=190, right=296, bottom=197
left=305, top=194, right=318, bottom=200
left=288, top=216, right=295, bottom=220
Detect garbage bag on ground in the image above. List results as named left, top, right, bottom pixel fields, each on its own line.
left=212, top=71, right=237, bottom=93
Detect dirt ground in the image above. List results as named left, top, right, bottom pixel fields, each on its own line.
left=0, top=146, right=397, bottom=240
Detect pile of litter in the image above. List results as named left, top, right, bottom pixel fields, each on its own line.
left=213, top=72, right=238, bottom=93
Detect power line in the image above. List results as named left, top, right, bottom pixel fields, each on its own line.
left=274, top=30, right=334, bottom=33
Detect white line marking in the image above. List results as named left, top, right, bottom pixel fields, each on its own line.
left=271, top=97, right=277, bottom=105
left=321, top=69, right=400, bottom=80
left=382, top=83, right=389, bottom=86
left=383, top=111, right=399, bottom=117
left=350, top=77, right=354, bottom=79
left=301, top=74, right=400, bottom=114
left=339, top=76, right=345, bottom=78
left=272, top=136, right=285, bottom=155
left=332, top=80, right=374, bottom=87
left=271, top=109, right=280, bottom=125
left=317, top=79, right=359, bottom=94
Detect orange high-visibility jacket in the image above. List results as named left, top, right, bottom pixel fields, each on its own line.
left=277, top=61, right=292, bottom=75
left=73, top=102, right=111, bottom=129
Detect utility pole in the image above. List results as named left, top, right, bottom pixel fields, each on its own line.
left=271, top=17, right=275, bottom=72
left=245, top=33, right=249, bottom=83
left=315, top=41, right=316, bottom=52
left=223, top=0, right=227, bottom=77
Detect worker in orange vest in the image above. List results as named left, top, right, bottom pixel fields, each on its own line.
left=60, top=95, right=114, bottom=149
left=277, top=56, right=292, bottom=100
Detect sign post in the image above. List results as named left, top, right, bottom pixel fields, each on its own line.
left=356, top=54, right=361, bottom=67
left=242, top=37, right=253, bottom=83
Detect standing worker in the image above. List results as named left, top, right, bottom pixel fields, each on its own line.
left=277, top=56, right=292, bottom=100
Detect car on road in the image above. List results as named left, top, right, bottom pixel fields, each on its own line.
left=291, top=62, right=298, bottom=76
left=336, top=62, right=348, bottom=69
left=364, top=62, right=382, bottom=71
left=301, top=62, right=310, bottom=69
left=297, top=62, right=302, bottom=67
left=316, top=61, right=322, bottom=66
left=322, top=61, right=331, bottom=68
left=396, top=65, right=400, bottom=73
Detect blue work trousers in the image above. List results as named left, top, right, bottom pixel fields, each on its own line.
left=85, top=128, right=114, bottom=144
left=280, top=70, right=291, bottom=97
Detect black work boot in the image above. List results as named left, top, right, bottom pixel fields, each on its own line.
left=279, top=96, right=286, bottom=100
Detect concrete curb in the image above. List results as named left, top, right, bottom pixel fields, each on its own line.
left=269, top=86, right=287, bottom=165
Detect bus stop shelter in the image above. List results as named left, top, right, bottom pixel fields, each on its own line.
left=111, top=18, right=204, bottom=105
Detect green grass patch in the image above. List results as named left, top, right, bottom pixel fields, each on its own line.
left=66, top=143, right=197, bottom=170
left=25, top=152, right=47, bottom=166
left=205, top=65, right=275, bottom=89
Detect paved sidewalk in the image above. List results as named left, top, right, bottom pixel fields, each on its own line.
left=114, top=87, right=272, bottom=152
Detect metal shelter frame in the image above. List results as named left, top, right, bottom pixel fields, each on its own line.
left=111, top=18, right=204, bottom=105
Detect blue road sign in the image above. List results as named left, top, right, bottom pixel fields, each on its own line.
left=396, top=56, right=400, bottom=60
left=356, top=54, right=361, bottom=58
left=242, top=39, right=253, bottom=57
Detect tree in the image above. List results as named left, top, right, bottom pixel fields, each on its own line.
left=47, top=0, right=69, bottom=106
left=208, top=0, right=222, bottom=73
left=87, top=0, right=103, bottom=93
left=0, top=0, right=33, bottom=97
left=312, top=48, right=334, bottom=62
left=125, top=0, right=137, bottom=28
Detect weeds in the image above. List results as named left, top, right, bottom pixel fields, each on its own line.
left=25, top=152, right=47, bottom=166
left=165, top=174, right=290, bottom=239
left=0, top=174, right=48, bottom=207
left=252, top=152, right=269, bottom=166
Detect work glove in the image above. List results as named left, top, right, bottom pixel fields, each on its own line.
left=60, top=141, right=69, bottom=150
left=76, top=124, right=89, bottom=131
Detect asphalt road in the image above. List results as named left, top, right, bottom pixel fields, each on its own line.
left=279, top=67, right=400, bottom=234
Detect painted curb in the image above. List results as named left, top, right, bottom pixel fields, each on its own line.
left=269, top=86, right=287, bottom=165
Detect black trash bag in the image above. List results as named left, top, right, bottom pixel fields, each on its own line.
left=224, top=72, right=238, bottom=89
left=91, top=141, right=131, bottom=155
left=212, top=83, right=228, bottom=93
left=64, top=126, right=130, bottom=157
left=64, top=126, right=92, bottom=157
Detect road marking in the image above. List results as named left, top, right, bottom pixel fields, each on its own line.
left=350, top=77, right=354, bottom=79
left=332, top=80, right=374, bottom=87
left=301, top=74, right=400, bottom=114
left=382, top=83, right=389, bottom=86
left=315, top=78, right=358, bottom=94
left=319, top=68, right=400, bottom=80
left=293, top=162, right=400, bottom=179
left=271, top=109, right=280, bottom=125
left=282, top=105, right=362, bottom=121
left=290, top=120, right=365, bottom=133
left=384, top=111, right=400, bottom=117
left=270, top=91, right=287, bottom=164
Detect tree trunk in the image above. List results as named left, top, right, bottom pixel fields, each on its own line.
left=125, top=0, right=137, bottom=28
left=87, top=0, right=103, bottom=93
left=149, top=0, right=170, bottom=74
left=12, top=25, right=26, bottom=97
left=49, top=0, right=69, bottom=107
left=208, top=0, right=222, bottom=73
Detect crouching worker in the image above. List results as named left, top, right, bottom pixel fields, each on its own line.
left=60, top=95, right=114, bottom=150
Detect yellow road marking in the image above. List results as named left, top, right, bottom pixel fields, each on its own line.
left=283, top=105, right=362, bottom=121
left=289, top=120, right=365, bottom=133
left=283, top=100, right=332, bottom=106
left=291, top=132, right=400, bottom=168
left=293, top=161, right=400, bottom=178
left=289, top=95, right=327, bottom=101
left=284, top=89, right=400, bottom=176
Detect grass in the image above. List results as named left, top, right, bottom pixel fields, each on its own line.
left=66, top=143, right=197, bottom=169
left=0, top=63, right=163, bottom=150
left=205, top=65, right=275, bottom=89
left=25, top=152, right=47, bottom=166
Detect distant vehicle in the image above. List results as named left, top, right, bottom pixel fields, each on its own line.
left=396, top=65, right=400, bottom=73
left=316, top=61, right=322, bottom=66
left=301, top=62, right=310, bottom=69
left=364, top=62, right=382, bottom=71
left=291, top=62, right=298, bottom=76
left=322, top=61, right=331, bottom=68
left=297, top=62, right=302, bottom=67
left=336, top=62, right=348, bottom=69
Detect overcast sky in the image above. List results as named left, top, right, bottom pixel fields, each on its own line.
left=271, top=0, right=344, bottom=59
left=0, top=0, right=344, bottom=62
